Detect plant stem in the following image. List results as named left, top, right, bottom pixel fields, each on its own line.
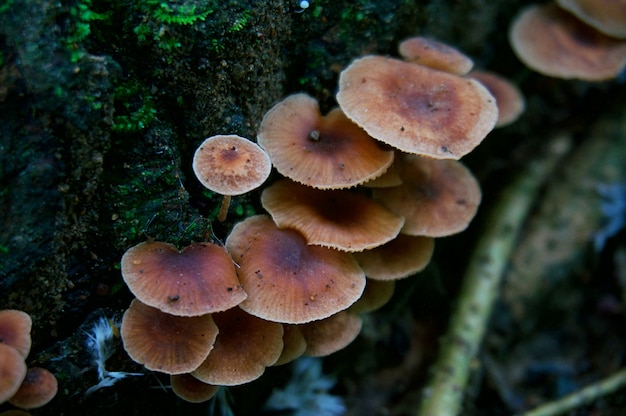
left=417, top=136, right=571, bottom=416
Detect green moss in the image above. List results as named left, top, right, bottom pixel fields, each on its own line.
left=111, top=80, right=157, bottom=133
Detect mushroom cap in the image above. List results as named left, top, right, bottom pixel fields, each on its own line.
left=468, top=70, right=525, bottom=128
left=257, top=93, right=394, bottom=189
left=8, top=367, right=58, bottom=410
left=398, top=36, right=474, bottom=75
left=509, top=3, right=626, bottom=81
left=349, top=279, right=396, bottom=314
left=0, top=343, right=27, bottom=404
left=170, top=374, right=219, bottom=403
left=121, top=299, right=219, bottom=375
left=225, top=215, right=366, bottom=324
left=353, top=234, right=435, bottom=280
left=336, top=55, right=498, bottom=160
left=121, top=241, right=246, bottom=317
left=192, top=134, right=272, bottom=196
left=300, top=311, right=362, bottom=357
left=261, top=179, right=405, bottom=252
left=0, top=310, right=32, bottom=359
left=556, top=0, right=626, bottom=39
left=192, top=307, right=283, bottom=386
left=373, top=155, right=481, bottom=237
left=273, top=325, right=307, bottom=366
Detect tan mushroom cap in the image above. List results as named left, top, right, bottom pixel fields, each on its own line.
left=349, top=279, right=396, bottom=314
left=121, top=241, right=246, bottom=317
left=468, top=70, right=525, bottom=128
left=0, top=343, right=27, bottom=404
left=300, top=311, right=362, bottom=357
left=257, top=93, right=394, bottom=189
left=225, top=215, right=366, bottom=324
left=170, top=374, right=219, bottom=403
left=336, top=55, right=498, bottom=160
left=509, top=4, right=626, bottom=81
left=261, top=179, right=405, bottom=252
left=121, top=299, right=218, bottom=375
left=8, top=367, right=58, bottom=410
left=556, top=0, right=626, bottom=39
left=192, top=307, right=283, bottom=386
left=192, top=134, right=272, bottom=196
left=273, top=325, right=307, bottom=366
left=398, top=36, right=474, bottom=75
left=353, top=234, right=435, bottom=281
left=0, top=310, right=32, bottom=359
left=373, top=155, right=481, bottom=237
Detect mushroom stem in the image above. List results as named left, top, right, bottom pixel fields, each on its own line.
left=217, top=195, right=232, bottom=222
left=417, top=135, right=571, bottom=416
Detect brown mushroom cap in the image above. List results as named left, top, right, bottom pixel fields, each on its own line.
left=556, top=0, right=626, bottom=39
left=300, top=311, right=363, bottom=357
left=192, top=307, right=283, bottom=386
left=336, top=55, right=498, bottom=160
left=257, top=93, right=394, bottom=189
left=509, top=3, right=626, bottom=81
left=192, top=134, right=272, bottom=196
left=273, top=325, right=307, bottom=366
left=261, top=179, right=405, bottom=252
left=225, top=215, right=366, bottom=324
left=468, top=70, right=525, bottom=128
left=121, top=299, right=219, bottom=375
left=0, top=310, right=32, bottom=359
left=170, top=374, right=219, bottom=403
left=0, top=343, right=27, bottom=404
left=353, top=234, right=435, bottom=280
left=8, top=367, right=58, bottom=410
left=121, top=241, right=246, bottom=317
left=398, top=36, right=474, bottom=75
left=373, top=155, right=481, bottom=237
left=349, top=279, right=396, bottom=314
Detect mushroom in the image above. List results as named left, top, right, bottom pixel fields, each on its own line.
left=556, top=0, right=626, bottom=39
left=0, top=343, right=27, bottom=404
left=273, top=325, right=307, bottom=366
left=192, top=134, right=272, bottom=221
left=120, top=299, right=219, bottom=375
left=0, top=310, right=32, bottom=359
left=170, top=374, right=219, bottom=403
left=8, top=367, right=58, bottom=410
left=257, top=93, right=394, bottom=189
left=261, top=179, right=405, bottom=252
left=336, top=55, right=498, bottom=159
left=372, top=154, right=481, bottom=237
left=353, top=234, right=435, bottom=280
left=467, top=70, right=525, bottom=128
left=225, top=215, right=366, bottom=324
left=398, top=36, right=474, bottom=75
left=300, top=311, right=363, bottom=357
left=121, top=241, right=246, bottom=317
left=349, top=279, right=396, bottom=314
left=191, top=307, right=283, bottom=386
left=509, top=3, right=626, bottom=81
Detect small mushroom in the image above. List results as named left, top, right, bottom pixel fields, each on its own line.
left=556, top=0, right=626, bottom=39
left=170, top=374, right=219, bottom=403
left=300, top=311, right=363, bottom=357
left=192, top=134, right=272, bottom=221
left=261, top=179, right=405, bottom=252
left=468, top=70, right=525, bottom=128
left=273, top=325, right=307, bottom=366
left=8, top=367, right=58, bottom=410
left=0, top=310, right=32, bottom=359
left=349, top=279, right=396, bottom=314
left=0, top=343, right=27, bottom=404
left=398, top=36, right=474, bottom=75
left=257, top=93, right=394, bottom=189
left=336, top=55, right=498, bottom=159
left=121, top=241, right=246, bottom=317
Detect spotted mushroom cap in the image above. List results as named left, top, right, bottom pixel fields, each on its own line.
left=0, top=343, right=27, bottom=404
left=225, top=215, right=366, bottom=324
left=0, top=310, right=32, bottom=359
left=373, top=154, right=481, bottom=237
left=556, top=0, right=626, bottom=39
left=121, top=299, right=219, bottom=375
left=509, top=3, right=626, bottom=81
left=192, top=307, right=284, bottom=386
left=261, top=179, right=405, bottom=252
left=468, top=70, right=525, bottom=128
left=8, top=367, right=58, bottom=410
left=398, top=36, right=474, bottom=75
left=192, top=134, right=272, bottom=196
left=121, top=241, right=246, bottom=317
left=336, top=55, right=498, bottom=160
left=257, top=93, right=394, bottom=189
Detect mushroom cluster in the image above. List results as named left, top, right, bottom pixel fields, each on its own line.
left=509, top=1, right=626, bottom=81
left=119, top=36, right=521, bottom=402
left=0, top=310, right=58, bottom=411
